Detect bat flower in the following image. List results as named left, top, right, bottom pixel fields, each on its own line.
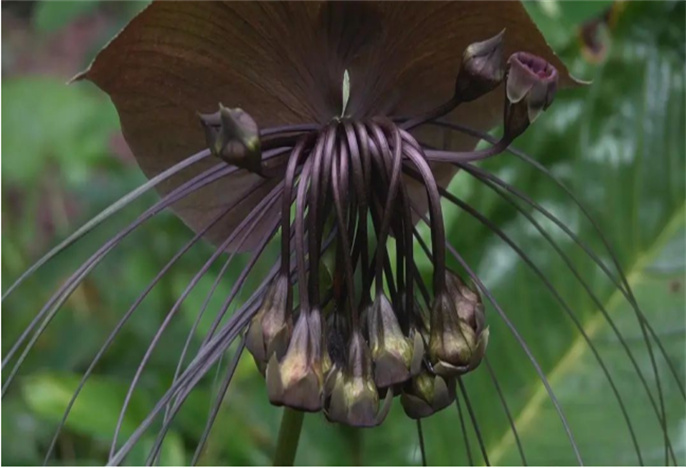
left=3, top=1, right=679, bottom=466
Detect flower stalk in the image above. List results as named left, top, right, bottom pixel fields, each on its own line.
left=273, top=408, right=305, bottom=466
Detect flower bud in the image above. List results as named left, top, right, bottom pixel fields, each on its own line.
left=445, top=273, right=486, bottom=333
left=266, top=308, right=324, bottom=412
left=198, top=104, right=262, bottom=172
left=245, top=275, right=291, bottom=373
left=325, top=330, right=381, bottom=427
left=428, top=271, right=489, bottom=377
left=454, top=29, right=505, bottom=102
left=401, top=370, right=456, bottom=419
left=368, top=294, right=415, bottom=387
left=504, top=52, right=558, bottom=139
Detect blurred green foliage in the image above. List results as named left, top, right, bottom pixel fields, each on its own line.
left=2, top=1, right=684, bottom=465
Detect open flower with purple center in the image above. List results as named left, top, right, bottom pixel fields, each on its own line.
left=2, top=1, right=682, bottom=466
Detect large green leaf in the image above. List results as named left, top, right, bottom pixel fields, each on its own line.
left=32, top=1, right=101, bottom=34
left=425, top=2, right=684, bottom=465
left=286, top=2, right=685, bottom=465
left=1, top=78, right=119, bottom=186
left=491, top=224, right=685, bottom=465
left=21, top=372, right=187, bottom=465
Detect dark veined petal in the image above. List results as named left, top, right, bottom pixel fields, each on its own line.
left=77, top=1, right=328, bottom=251
left=77, top=1, right=577, bottom=250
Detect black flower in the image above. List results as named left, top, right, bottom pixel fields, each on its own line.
left=5, top=2, right=677, bottom=467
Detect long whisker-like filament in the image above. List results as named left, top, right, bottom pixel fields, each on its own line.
left=465, top=157, right=685, bottom=399
left=457, top=162, right=678, bottom=463
left=429, top=120, right=681, bottom=435
left=40, top=190, right=256, bottom=464
left=444, top=241, right=583, bottom=465
left=416, top=420, right=427, bottom=467
left=454, top=386, right=474, bottom=466
left=2, top=162, right=240, bottom=395
left=436, top=185, right=655, bottom=464
left=483, top=357, right=527, bottom=466
left=426, top=119, right=684, bottom=466
left=159, top=199, right=282, bottom=459
left=411, top=224, right=527, bottom=466
left=190, top=338, right=247, bottom=466
left=111, top=207, right=339, bottom=464
left=1, top=149, right=212, bottom=301
left=408, top=198, right=583, bottom=464
left=3, top=145, right=292, bottom=380
left=146, top=337, right=247, bottom=465
left=108, top=184, right=284, bottom=458
left=107, top=297, right=261, bottom=466
left=109, top=223, right=341, bottom=464
left=457, top=377, right=490, bottom=466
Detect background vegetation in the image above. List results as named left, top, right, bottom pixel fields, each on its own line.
left=2, top=1, right=684, bottom=465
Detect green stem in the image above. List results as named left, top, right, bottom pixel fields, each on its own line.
left=348, top=427, right=362, bottom=465
left=339, top=425, right=363, bottom=465
left=273, top=408, right=304, bottom=466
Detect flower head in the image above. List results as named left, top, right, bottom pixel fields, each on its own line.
left=68, top=0, right=572, bottom=428
left=12, top=3, right=662, bottom=467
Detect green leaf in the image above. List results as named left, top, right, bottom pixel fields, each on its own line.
left=1, top=78, right=118, bottom=186
left=525, top=0, right=614, bottom=50
left=292, top=2, right=685, bottom=465
left=21, top=372, right=151, bottom=441
left=33, top=0, right=101, bottom=33
left=491, top=221, right=686, bottom=465
left=429, top=2, right=685, bottom=465
left=21, top=372, right=188, bottom=465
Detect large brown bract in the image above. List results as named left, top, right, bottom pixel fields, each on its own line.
left=78, top=1, right=575, bottom=251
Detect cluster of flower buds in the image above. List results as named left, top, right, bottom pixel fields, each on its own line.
left=245, top=269, right=487, bottom=426
left=200, top=31, right=558, bottom=428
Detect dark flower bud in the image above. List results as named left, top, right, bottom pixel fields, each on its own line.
left=504, top=52, right=558, bottom=139
left=325, top=330, right=381, bottom=427
left=400, top=370, right=456, bottom=419
left=266, top=308, right=324, bottom=412
left=445, top=273, right=487, bottom=335
left=368, top=294, right=415, bottom=387
left=428, top=271, right=489, bottom=377
left=198, top=104, right=262, bottom=172
left=245, top=275, right=292, bottom=373
left=454, top=29, right=505, bottom=102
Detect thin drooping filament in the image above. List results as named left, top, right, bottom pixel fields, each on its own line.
left=2, top=109, right=682, bottom=467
